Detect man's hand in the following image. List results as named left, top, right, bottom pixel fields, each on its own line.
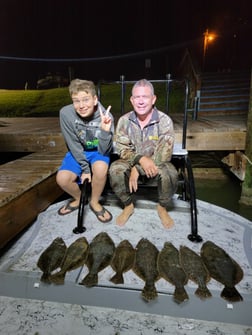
left=139, top=156, right=158, bottom=178
left=129, top=166, right=139, bottom=193
left=100, top=105, right=112, bottom=132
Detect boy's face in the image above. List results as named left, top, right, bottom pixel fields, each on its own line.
left=72, top=91, right=98, bottom=118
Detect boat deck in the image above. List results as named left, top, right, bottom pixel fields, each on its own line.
left=0, top=195, right=251, bottom=333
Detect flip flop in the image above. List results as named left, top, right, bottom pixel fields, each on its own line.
left=89, top=204, right=113, bottom=223
left=58, top=200, right=79, bottom=216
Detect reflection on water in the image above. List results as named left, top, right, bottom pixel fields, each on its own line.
left=192, top=152, right=252, bottom=222
left=195, top=178, right=252, bottom=221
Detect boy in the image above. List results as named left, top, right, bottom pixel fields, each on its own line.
left=57, top=79, right=114, bottom=223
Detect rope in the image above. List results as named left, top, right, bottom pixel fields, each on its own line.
left=0, top=39, right=199, bottom=63
left=243, top=154, right=252, bottom=166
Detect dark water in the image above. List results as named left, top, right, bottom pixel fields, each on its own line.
left=195, top=177, right=252, bottom=222
left=0, top=152, right=31, bottom=164
left=190, top=152, right=252, bottom=222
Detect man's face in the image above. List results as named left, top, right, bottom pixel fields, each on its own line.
left=130, top=86, right=156, bottom=119
left=72, top=91, right=98, bottom=118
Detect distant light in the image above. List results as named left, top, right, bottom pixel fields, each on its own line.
left=202, top=29, right=218, bottom=69
left=205, top=31, right=217, bottom=43
left=207, top=34, right=214, bottom=41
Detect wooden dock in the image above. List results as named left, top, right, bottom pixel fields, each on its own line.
left=0, top=115, right=248, bottom=248
left=0, top=151, right=64, bottom=248
left=0, top=115, right=247, bottom=152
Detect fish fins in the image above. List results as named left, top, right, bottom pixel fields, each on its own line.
left=173, top=286, right=189, bottom=304
left=142, top=284, right=158, bottom=302
left=221, top=286, right=243, bottom=302
left=40, top=272, right=51, bottom=283
left=110, top=273, right=124, bottom=284
left=48, top=272, right=66, bottom=285
left=80, top=273, right=98, bottom=287
left=195, top=287, right=212, bottom=299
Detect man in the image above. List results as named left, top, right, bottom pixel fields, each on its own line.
left=56, top=79, right=114, bottom=223
left=109, top=79, right=178, bottom=228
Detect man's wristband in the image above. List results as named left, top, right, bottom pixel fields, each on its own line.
left=133, top=154, right=143, bottom=165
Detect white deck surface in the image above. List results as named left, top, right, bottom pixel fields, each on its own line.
left=0, top=195, right=251, bottom=334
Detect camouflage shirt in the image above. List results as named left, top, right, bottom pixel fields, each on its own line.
left=115, top=107, right=175, bottom=166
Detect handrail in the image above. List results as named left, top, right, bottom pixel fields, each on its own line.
left=177, top=48, right=201, bottom=120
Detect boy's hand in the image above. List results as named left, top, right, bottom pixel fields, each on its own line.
left=100, top=105, right=112, bottom=131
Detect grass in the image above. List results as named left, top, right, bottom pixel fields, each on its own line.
left=0, top=88, right=71, bottom=117
left=0, top=82, right=185, bottom=119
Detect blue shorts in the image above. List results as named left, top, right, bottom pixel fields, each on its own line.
left=58, top=151, right=110, bottom=179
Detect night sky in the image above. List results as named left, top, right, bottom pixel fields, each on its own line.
left=0, top=0, right=251, bottom=88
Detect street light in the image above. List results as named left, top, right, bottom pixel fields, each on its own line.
left=202, top=29, right=217, bottom=70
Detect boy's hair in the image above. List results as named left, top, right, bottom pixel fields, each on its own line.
left=69, top=79, right=96, bottom=96
left=132, top=79, right=155, bottom=95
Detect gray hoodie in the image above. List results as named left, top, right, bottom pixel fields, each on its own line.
left=59, top=101, right=114, bottom=173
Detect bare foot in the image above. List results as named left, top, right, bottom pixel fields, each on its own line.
left=116, top=203, right=134, bottom=226
left=157, top=204, right=174, bottom=229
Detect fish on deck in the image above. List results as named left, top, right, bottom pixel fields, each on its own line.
left=179, top=245, right=212, bottom=300
left=37, top=237, right=67, bottom=283
left=79, top=232, right=115, bottom=287
left=200, top=240, right=244, bottom=302
left=110, top=239, right=135, bottom=285
left=49, top=237, right=89, bottom=285
left=133, top=238, right=159, bottom=302
left=157, top=242, right=189, bottom=304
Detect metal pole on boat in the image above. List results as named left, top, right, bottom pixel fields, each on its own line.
left=73, top=178, right=90, bottom=234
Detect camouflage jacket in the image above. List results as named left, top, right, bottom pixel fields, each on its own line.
left=115, top=107, right=175, bottom=167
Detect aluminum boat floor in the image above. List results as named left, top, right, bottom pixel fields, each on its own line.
left=0, top=195, right=252, bottom=334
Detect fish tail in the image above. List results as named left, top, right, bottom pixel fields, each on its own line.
left=40, top=272, right=50, bottom=283
left=110, top=273, right=124, bottom=284
left=174, top=286, right=189, bottom=304
left=221, top=286, right=243, bottom=302
left=48, top=272, right=65, bottom=285
left=142, top=284, right=158, bottom=302
left=80, top=273, right=98, bottom=287
left=195, top=286, right=212, bottom=299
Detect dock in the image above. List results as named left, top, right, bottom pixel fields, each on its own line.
left=0, top=115, right=248, bottom=248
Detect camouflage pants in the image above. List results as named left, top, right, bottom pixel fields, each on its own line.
left=109, top=159, right=178, bottom=208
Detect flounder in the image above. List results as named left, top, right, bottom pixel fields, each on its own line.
left=179, top=245, right=212, bottom=299
left=110, top=239, right=135, bottom=284
left=49, top=237, right=89, bottom=285
left=201, top=240, right=243, bottom=302
left=157, top=242, right=189, bottom=304
left=80, top=232, right=115, bottom=287
left=37, top=237, right=67, bottom=283
left=133, top=238, right=159, bottom=302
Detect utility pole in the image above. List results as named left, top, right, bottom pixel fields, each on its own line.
left=202, top=29, right=216, bottom=71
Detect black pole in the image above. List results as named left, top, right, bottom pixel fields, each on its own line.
left=73, top=178, right=89, bottom=234
left=165, top=73, right=171, bottom=114
left=120, top=75, right=125, bottom=115
left=182, top=79, right=189, bottom=149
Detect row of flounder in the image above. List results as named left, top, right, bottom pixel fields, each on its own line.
left=37, top=232, right=244, bottom=304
